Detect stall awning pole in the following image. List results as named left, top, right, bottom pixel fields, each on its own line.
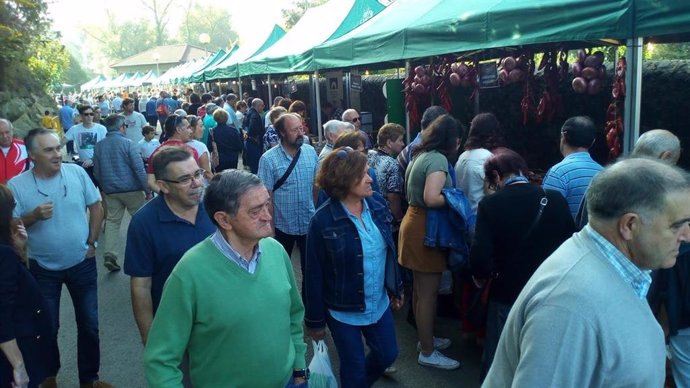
left=267, top=74, right=273, bottom=105
left=405, top=60, right=411, bottom=143
left=314, top=71, right=323, bottom=146
left=623, top=37, right=643, bottom=155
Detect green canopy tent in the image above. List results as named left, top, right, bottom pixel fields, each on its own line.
left=80, top=75, right=106, bottom=92
left=204, top=24, right=287, bottom=81
left=238, top=0, right=385, bottom=76
left=314, top=0, right=632, bottom=70
left=182, top=49, right=228, bottom=84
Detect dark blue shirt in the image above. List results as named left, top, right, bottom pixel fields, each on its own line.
left=146, top=98, right=157, bottom=117
left=124, top=195, right=215, bottom=311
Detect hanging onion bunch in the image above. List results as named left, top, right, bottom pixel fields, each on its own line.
left=571, top=49, right=606, bottom=95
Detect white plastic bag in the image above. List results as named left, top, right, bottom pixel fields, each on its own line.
left=308, top=339, right=338, bottom=388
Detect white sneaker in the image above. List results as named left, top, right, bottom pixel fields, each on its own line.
left=418, top=350, right=460, bottom=370
left=416, top=336, right=452, bottom=352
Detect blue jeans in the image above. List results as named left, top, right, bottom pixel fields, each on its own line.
left=326, top=308, right=398, bottom=388
left=482, top=300, right=512, bottom=381
left=30, top=257, right=100, bottom=384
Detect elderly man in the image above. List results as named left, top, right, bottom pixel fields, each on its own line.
left=319, top=119, right=349, bottom=160
left=93, top=115, right=149, bottom=272
left=144, top=170, right=308, bottom=388
left=8, top=128, right=110, bottom=388
left=542, top=116, right=603, bottom=218
left=245, top=98, right=266, bottom=173
left=484, top=158, right=690, bottom=388
left=258, top=113, right=319, bottom=280
left=342, top=108, right=373, bottom=150
left=125, top=147, right=214, bottom=347
left=0, top=118, right=29, bottom=183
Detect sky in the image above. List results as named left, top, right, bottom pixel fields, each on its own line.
left=47, top=0, right=285, bottom=50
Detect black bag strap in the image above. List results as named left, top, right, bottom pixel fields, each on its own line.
left=273, top=148, right=301, bottom=192
left=522, top=189, right=548, bottom=243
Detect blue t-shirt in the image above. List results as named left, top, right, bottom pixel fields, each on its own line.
left=9, top=164, right=101, bottom=270
left=124, top=195, right=215, bottom=311
left=59, top=105, right=74, bottom=130
left=146, top=98, right=157, bottom=116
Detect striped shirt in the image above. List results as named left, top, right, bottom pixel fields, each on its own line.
left=211, top=229, right=261, bottom=274
left=584, top=225, right=652, bottom=299
left=543, top=151, right=603, bottom=218
left=258, top=143, right=319, bottom=235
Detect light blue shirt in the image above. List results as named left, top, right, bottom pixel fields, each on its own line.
left=258, top=143, right=319, bottom=235
left=9, top=163, right=101, bottom=270
left=584, top=225, right=652, bottom=299
left=542, top=151, right=603, bottom=218
left=329, top=200, right=389, bottom=325
left=211, top=229, right=261, bottom=274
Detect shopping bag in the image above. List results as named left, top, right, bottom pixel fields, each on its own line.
left=308, top=339, right=338, bottom=388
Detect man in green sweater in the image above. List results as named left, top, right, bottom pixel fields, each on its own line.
left=144, top=170, right=308, bottom=388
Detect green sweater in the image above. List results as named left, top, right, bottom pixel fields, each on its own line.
left=144, top=237, right=307, bottom=388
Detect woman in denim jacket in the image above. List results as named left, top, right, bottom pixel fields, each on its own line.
left=305, top=147, right=403, bottom=388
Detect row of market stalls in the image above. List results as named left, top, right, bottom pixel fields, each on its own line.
left=81, top=70, right=159, bottom=91
left=81, top=0, right=690, bottom=153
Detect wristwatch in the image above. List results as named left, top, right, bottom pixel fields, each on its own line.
left=87, top=241, right=98, bottom=248
left=292, top=368, right=310, bottom=380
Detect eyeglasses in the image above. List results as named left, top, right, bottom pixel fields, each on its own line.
left=82, top=112, right=94, bottom=116
left=33, top=171, right=67, bottom=198
left=287, top=126, right=304, bottom=133
left=122, top=123, right=129, bottom=128
left=351, top=117, right=361, bottom=123
left=160, top=168, right=205, bottom=185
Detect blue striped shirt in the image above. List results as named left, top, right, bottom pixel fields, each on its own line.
left=584, top=225, right=652, bottom=299
left=211, top=229, right=261, bottom=274
left=543, top=151, right=603, bottom=219
left=329, top=200, right=389, bottom=325
left=258, top=143, right=319, bottom=235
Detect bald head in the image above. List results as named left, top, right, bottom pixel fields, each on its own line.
left=0, top=118, right=13, bottom=148
left=342, top=109, right=361, bottom=130
left=587, top=158, right=690, bottom=223
left=631, top=129, right=681, bottom=165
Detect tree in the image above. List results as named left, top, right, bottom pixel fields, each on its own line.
left=81, top=12, right=158, bottom=62
left=27, top=38, right=71, bottom=88
left=0, top=0, right=52, bottom=85
left=61, top=51, right=91, bottom=87
left=140, top=0, right=177, bottom=46
left=281, top=0, right=328, bottom=29
left=178, top=3, right=238, bottom=51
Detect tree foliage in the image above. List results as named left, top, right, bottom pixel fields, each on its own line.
left=281, top=0, right=329, bottom=30
left=82, top=12, right=158, bottom=62
left=0, top=0, right=69, bottom=92
left=140, top=0, right=177, bottom=46
left=178, top=4, right=237, bottom=51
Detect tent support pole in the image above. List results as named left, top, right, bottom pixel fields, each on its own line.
left=623, top=37, right=642, bottom=155
left=267, top=74, right=273, bottom=105
left=238, top=77, right=243, bottom=98
left=405, top=60, right=411, bottom=143
left=314, top=71, right=322, bottom=146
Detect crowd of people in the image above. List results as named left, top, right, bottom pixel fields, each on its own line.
left=1, top=87, right=690, bottom=388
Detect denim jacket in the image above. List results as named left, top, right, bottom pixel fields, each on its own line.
left=424, top=188, right=475, bottom=271
left=304, top=192, right=403, bottom=329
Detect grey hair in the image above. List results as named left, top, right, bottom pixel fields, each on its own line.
left=586, top=158, right=690, bottom=222
left=0, top=118, right=13, bottom=130
left=323, top=120, right=348, bottom=139
left=203, top=169, right=264, bottom=226
left=342, top=108, right=358, bottom=121
left=251, top=98, right=264, bottom=108
left=104, top=114, right=125, bottom=132
left=343, top=122, right=355, bottom=131
left=630, top=129, right=681, bottom=164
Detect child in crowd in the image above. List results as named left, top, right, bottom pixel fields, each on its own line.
left=41, top=110, right=54, bottom=129
left=138, top=125, right=160, bottom=168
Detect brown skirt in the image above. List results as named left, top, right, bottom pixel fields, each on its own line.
left=398, top=206, right=447, bottom=273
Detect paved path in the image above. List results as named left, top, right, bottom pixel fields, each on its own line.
left=51, top=212, right=482, bottom=387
